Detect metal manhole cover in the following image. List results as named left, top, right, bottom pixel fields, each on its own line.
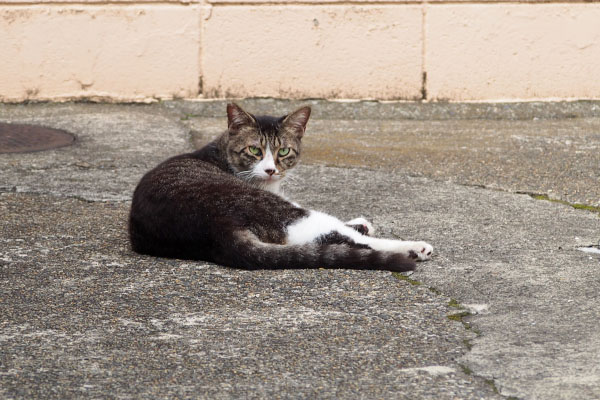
left=0, top=122, right=75, bottom=153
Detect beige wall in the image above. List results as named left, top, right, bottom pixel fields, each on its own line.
left=1, top=0, right=599, bottom=102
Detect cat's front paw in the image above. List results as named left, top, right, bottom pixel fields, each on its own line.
left=407, top=241, right=434, bottom=261
left=345, top=217, right=375, bottom=236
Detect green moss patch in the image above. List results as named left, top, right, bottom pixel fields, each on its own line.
left=530, top=194, right=600, bottom=215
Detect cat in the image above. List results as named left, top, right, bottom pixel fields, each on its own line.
left=128, top=103, right=433, bottom=272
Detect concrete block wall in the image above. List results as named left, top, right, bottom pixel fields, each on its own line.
left=1, top=0, right=599, bottom=102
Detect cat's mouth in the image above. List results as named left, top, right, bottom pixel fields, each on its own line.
left=261, top=174, right=281, bottom=182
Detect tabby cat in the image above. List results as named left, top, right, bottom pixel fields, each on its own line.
left=129, top=103, right=433, bottom=271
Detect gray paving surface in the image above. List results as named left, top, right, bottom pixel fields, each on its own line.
left=1, top=100, right=599, bottom=399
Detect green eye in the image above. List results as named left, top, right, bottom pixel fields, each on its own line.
left=278, top=148, right=290, bottom=157
left=248, top=146, right=261, bottom=156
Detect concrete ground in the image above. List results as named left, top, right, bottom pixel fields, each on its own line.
left=0, top=100, right=599, bottom=399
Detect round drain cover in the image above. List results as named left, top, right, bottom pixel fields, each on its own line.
left=0, top=122, right=75, bottom=154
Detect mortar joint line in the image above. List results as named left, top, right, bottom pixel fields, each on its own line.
left=421, top=0, right=428, bottom=101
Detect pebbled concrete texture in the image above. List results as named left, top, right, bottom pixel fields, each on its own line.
left=1, top=100, right=599, bottom=399
left=0, top=104, right=192, bottom=201
left=0, top=192, right=497, bottom=399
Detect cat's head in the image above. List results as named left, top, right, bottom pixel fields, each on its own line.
left=225, top=103, right=311, bottom=189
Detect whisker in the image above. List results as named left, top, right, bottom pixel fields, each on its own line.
left=235, top=170, right=254, bottom=181
left=283, top=172, right=302, bottom=184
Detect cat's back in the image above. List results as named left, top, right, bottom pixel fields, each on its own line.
left=134, top=150, right=234, bottom=199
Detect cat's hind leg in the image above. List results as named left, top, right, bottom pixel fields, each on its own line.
left=345, top=217, right=375, bottom=236
left=365, top=239, right=433, bottom=261
left=288, top=211, right=433, bottom=261
left=348, top=231, right=433, bottom=261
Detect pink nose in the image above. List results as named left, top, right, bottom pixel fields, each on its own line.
left=264, top=169, right=276, bottom=176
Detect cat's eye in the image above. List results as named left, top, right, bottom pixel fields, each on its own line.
left=278, top=148, right=290, bottom=157
left=248, top=146, right=261, bottom=156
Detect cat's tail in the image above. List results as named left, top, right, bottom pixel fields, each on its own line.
left=216, top=230, right=416, bottom=272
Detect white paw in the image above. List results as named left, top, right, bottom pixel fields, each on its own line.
left=364, top=238, right=433, bottom=261
left=407, top=241, right=434, bottom=261
left=346, top=217, right=375, bottom=236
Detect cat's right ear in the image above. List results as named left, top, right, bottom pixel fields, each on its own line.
left=227, top=103, right=256, bottom=134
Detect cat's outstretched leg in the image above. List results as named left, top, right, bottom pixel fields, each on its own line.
left=365, top=239, right=433, bottom=261
left=345, top=217, right=374, bottom=236
left=288, top=211, right=433, bottom=261
left=346, top=217, right=433, bottom=261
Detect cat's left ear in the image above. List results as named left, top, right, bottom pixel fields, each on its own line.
left=282, top=106, right=311, bottom=139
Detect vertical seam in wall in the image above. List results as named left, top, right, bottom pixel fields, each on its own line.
left=199, top=0, right=204, bottom=97
left=198, top=0, right=207, bottom=97
left=421, top=0, right=428, bottom=101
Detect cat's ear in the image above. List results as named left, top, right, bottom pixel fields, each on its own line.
left=282, top=106, right=311, bottom=139
left=227, top=103, right=256, bottom=134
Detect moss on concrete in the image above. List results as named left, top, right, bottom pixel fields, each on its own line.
left=448, top=298, right=462, bottom=309
left=530, top=194, right=600, bottom=215
left=391, top=272, right=422, bottom=286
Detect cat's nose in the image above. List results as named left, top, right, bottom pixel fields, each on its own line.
left=264, top=168, right=276, bottom=176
